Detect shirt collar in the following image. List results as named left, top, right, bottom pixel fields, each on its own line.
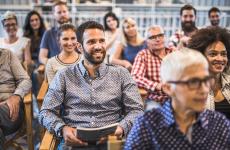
left=78, top=60, right=108, bottom=79
left=149, top=48, right=172, bottom=58
left=160, top=100, right=209, bottom=130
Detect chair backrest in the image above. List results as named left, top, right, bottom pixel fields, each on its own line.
left=37, top=78, right=48, bottom=110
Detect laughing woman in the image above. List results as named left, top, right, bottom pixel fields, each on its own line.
left=45, top=23, right=81, bottom=84
left=0, top=11, right=32, bottom=67
left=188, top=27, right=230, bottom=119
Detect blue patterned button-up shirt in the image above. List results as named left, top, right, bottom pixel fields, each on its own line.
left=39, top=61, right=144, bottom=137
left=125, top=100, right=230, bottom=150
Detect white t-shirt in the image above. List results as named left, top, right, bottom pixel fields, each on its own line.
left=0, top=37, right=30, bottom=63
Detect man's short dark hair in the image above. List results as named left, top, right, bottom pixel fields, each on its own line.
left=180, top=4, right=196, bottom=16
left=77, top=21, right=104, bottom=45
left=52, top=0, right=68, bottom=11
left=208, top=7, right=220, bottom=17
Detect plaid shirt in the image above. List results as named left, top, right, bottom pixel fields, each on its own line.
left=131, top=48, right=172, bottom=103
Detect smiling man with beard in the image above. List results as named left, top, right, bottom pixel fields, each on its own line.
left=39, top=21, right=144, bottom=150
left=169, top=4, right=198, bottom=49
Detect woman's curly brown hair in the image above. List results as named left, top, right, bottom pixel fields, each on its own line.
left=187, top=27, right=230, bottom=61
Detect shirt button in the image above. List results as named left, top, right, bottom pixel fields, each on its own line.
left=92, top=89, right=95, bottom=91
left=93, top=101, right=95, bottom=104
left=91, top=122, right=95, bottom=125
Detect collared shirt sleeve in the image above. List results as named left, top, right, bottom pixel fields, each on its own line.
left=131, top=51, right=159, bottom=92
left=40, top=30, right=49, bottom=49
left=119, top=67, right=144, bottom=136
left=10, top=51, right=31, bottom=98
left=124, top=115, right=153, bottom=150
left=38, top=70, right=66, bottom=137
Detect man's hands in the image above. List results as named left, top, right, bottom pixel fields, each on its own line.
left=114, top=125, right=124, bottom=139
left=62, top=125, right=124, bottom=146
left=6, top=95, right=21, bottom=121
left=63, top=126, right=88, bottom=146
left=62, top=126, right=88, bottom=146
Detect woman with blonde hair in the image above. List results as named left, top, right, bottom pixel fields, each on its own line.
left=112, top=17, right=145, bottom=71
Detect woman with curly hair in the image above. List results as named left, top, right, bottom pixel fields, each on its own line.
left=188, top=26, right=230, bottom=119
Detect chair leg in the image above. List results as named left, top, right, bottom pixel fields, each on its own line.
left=24, top=102, right=34, bottom=150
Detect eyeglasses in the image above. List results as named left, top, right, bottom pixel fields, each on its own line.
left=148, top=33, right=164, bottom=40
left=4, top=23, right=17, bottom=28
left=168, top=76, right=214, bottom=90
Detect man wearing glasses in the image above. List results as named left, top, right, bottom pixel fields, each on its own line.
left=131, top=25, right=172, bottom=105
left=125, top=48, right=230, bottom=149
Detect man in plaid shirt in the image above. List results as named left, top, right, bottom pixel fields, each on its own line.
left=131, top=25, right=172, bottom=104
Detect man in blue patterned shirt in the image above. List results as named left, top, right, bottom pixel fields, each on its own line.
left=125, top=48, right=230, bottom=149
left=39, top=21, right=144, bottom=149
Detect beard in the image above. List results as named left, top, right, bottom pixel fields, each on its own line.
left=83, top=48, right=106, bottom=65
left=57, top=17, right=70, bottom=25
left=181, top=21, right=196, bottom=33
left=211, top=20, right=219, bottom=26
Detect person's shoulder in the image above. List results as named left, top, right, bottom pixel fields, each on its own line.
left=204, top=109, right=230, bottom=126
left=137, top=48, right=149, bottom=56
left=107, top=63, right=124, bottom=70
left=0, top=48, right=15, bottom=63
left=105, top=64, right=130, bottom=77
left=43, top=27, right=55, bottom=35
left=222, top=69, right=230, bottom=82
left=141, top=107, right=165, bottom=127
left=20, top=37, right=30, bottom=43
left=47, top=56, right=57, bottom=64
left=57, top=63, right=79, bottom=76
left=0, top=48, right=11, bottom=56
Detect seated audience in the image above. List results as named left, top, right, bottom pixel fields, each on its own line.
left=39, top=21, right=144, bottom=149
left=125, top=48, right=230, bottom=149
left=131, top=25, right=171, bottom=104
left=103, top=12, right=120, bottom=63
left=111, top=17, right=145, bottom=71
left=188, top=27, right=230, bottom=119
left=46, top=23, right=81, bottom=84
left=0, top=11, right=32, bottom=67
left=0, top=48, right=31, bottom=149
